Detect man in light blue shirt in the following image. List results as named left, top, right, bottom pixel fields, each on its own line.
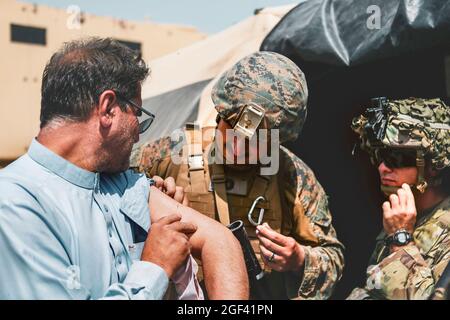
left=0, top=38, right=248, bottom=300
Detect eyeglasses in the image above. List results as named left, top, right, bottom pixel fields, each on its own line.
left=374, top=148, right=417, bottom=168
left=116, top=93, right=155, bottom=134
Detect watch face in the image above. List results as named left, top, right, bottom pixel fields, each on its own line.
left=397, top=233, right=407, bottom=244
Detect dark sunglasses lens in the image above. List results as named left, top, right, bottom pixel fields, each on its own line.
left=138, top=117, right=154, bottom=134
left=398, top=152, right=416, bottom=167
left=376, top=149, right=416, bottom=168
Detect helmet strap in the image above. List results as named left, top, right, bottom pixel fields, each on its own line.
left=415, top=149, right=428, bottom=193
left=380, top=184, right=402, bottom=197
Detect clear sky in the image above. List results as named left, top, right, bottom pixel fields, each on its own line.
left=24, top=0, right=295, bottom=34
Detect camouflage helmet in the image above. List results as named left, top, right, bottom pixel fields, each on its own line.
left=352, top=97, right=450, bottom=193
left=211, top=51, right=308, bottom=144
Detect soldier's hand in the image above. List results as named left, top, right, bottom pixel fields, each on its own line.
left=256, top=223, right=305, bottom=272
left=382, top=183, right=417, bottom=236
left=152, top=176, right=189, bottom=206
left=141, top=213, right=197, bottom=278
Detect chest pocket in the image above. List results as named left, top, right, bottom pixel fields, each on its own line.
left=186, top=192, right=216, bottom=220
left=128, top=221, right=148, bottom=261
left=415, top=209, right=450, bottom=259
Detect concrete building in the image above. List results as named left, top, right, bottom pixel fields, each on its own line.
left=0, top=0, right=206, bottom=165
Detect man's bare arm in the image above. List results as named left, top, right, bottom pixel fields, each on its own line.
left=148, top=186, right=249, bottom=299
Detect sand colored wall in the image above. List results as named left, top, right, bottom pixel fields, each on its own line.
left=0, top=0, right=205, bottom=160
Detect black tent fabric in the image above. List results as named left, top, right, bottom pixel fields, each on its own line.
left=261, top=0, right=450, bottom=299
left=131, top=5, right=295, bottom=165
left=262, top=0, right=450, bottom=73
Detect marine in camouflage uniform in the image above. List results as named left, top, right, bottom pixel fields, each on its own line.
left=349, top=97, right=450, bottom=300
left=131, top=52, right=344, bottom=299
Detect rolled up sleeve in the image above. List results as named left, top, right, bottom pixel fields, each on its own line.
left=105, top=261, right=169, bottom=300
left=294, top=224, right=345, bottom=300
left=289, top=194, right=345, bottom=300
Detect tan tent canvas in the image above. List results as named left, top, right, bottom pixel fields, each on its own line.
left=134, top=4, right=296, bottom=157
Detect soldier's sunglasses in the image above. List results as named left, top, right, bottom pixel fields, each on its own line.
left=374, top=148, right=417, bottom=168
left=116, top=93, right=155, bottom=134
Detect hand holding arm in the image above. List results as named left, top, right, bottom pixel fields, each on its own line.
left=148, top=186, right=249, bottom=299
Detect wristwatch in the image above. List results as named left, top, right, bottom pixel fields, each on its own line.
left=385, top=229, right=413, bottom=247
left=147, top=178, right=156, bottom=187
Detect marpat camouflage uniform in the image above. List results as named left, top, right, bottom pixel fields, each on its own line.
left=133, top=137, right=345, bottom=299
left=132, top=52, right=344, bottom=299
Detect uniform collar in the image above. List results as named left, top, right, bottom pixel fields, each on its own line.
left=28, top=138, right=98, bottom=189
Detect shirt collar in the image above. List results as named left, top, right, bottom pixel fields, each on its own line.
left=28, top=138, right=98, bottom=189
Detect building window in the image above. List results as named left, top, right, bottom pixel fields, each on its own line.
left=115, top=39, right=142, bottom=54
left=10, top=24, right=46, bottom=45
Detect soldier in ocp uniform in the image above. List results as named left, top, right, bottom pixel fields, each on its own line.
left=349, top=97, right=450, bottom=300
left=131, top=52, right=344, bottom=299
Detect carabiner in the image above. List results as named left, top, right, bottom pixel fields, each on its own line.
left=247, top=196, right=266, bottom=226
